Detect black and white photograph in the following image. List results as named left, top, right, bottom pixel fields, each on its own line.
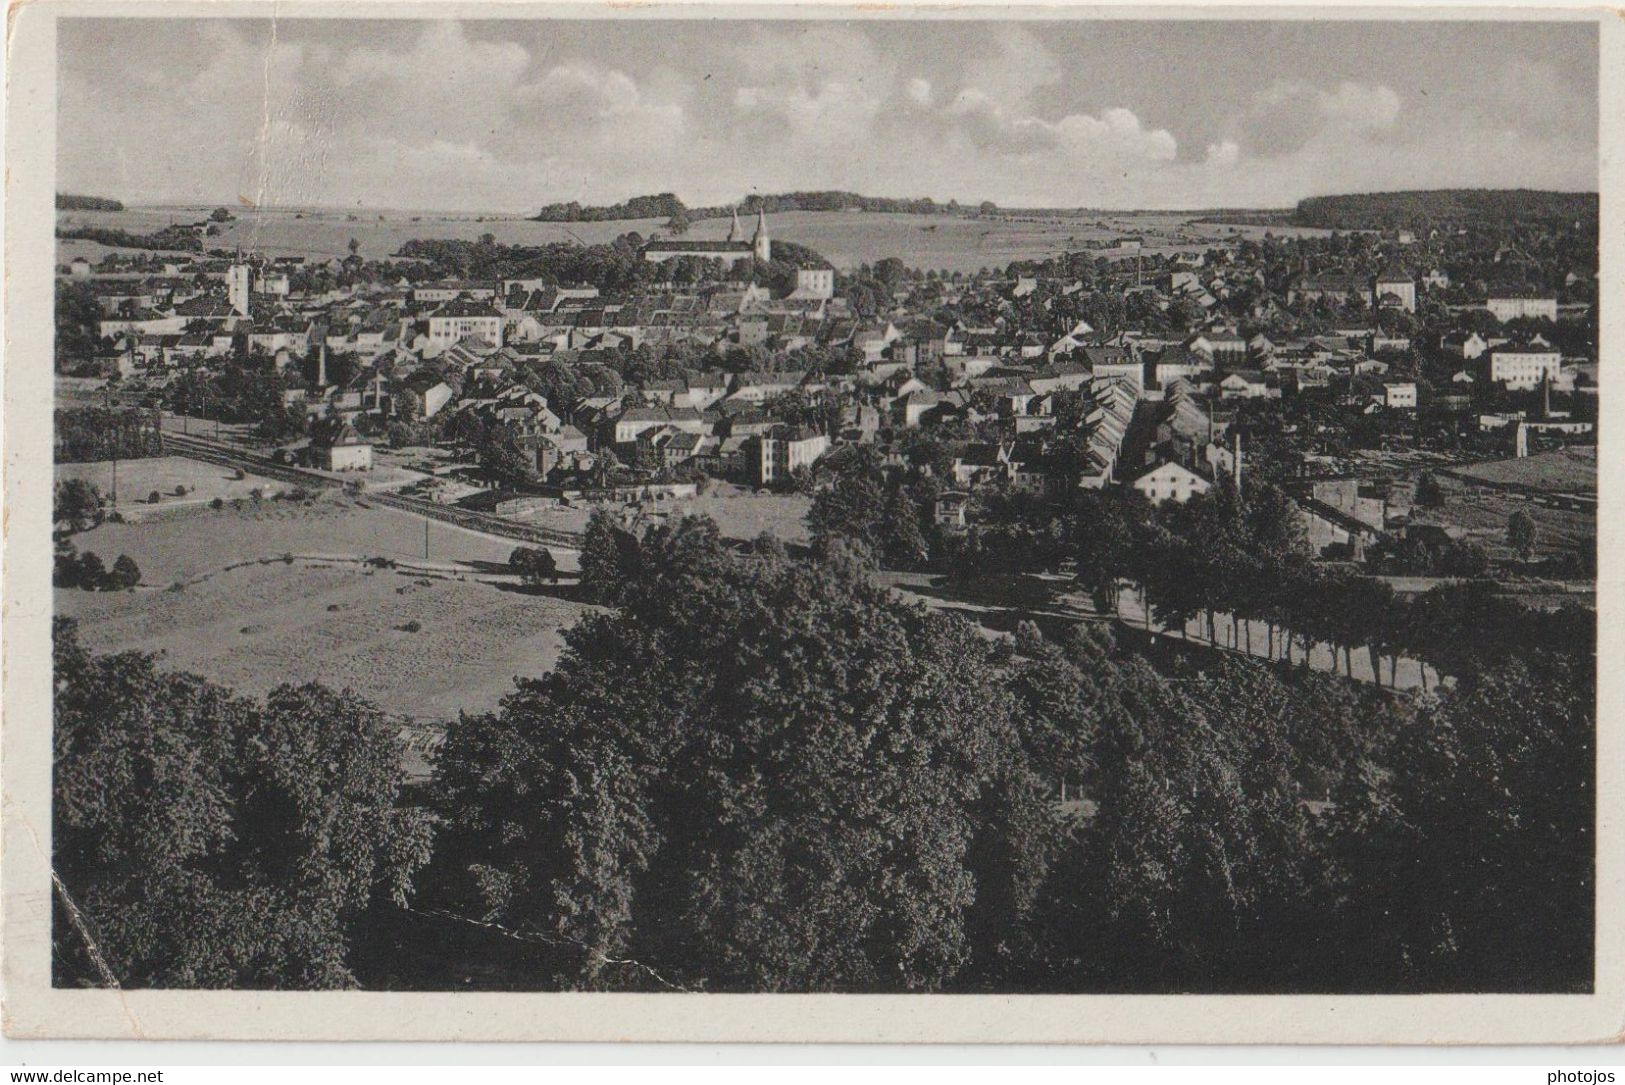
left=3, top=0, right=1619, bottom=1047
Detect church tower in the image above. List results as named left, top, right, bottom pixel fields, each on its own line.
left=726, top=206, right=742, bottom=243
left=752, top=207, right=771, bottom=263
left=228, top=263, right=252, bottom=317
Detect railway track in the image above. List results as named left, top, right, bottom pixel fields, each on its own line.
left=162, top=432, right=583, bottom=549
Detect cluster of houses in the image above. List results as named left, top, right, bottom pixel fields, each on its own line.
left=59, top=220, right=1595, bottom=538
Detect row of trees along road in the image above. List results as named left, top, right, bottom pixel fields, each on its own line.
left=1066, top=479, right=1592, bottom=690
left=804, top=446, right=1591, bottom=692
left=54, top=509, right=1593, bottom=993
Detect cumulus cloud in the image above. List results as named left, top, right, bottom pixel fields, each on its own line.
left=55, top=19, right=1597, bottom=212
left=1233, top=80, right=1402, bottom=158
left=961, top=25, right=1062, bottom=112
left=1205, top=140, right=1241, bottom=168
left=734, top=77, right=880, bottom=146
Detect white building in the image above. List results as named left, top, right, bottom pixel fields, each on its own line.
left=753, top=426, right=828, bottom=486
left=1488, top=347, right=1563, bottom=390
left=1486, top=295, right=1558, bottom=323
left=1131, top=461, right=1212, bottom=505
left=790, top=267, right=835, bottom=300
left=425, top=300, right=504, bottom=353
left=227, top=264, right=252, bottom=317
left=1373, top=271, right=1416, bottom=313
left=309, top=419, right=373, bottom=472
left=1383, top=382, right=1418, bottom=410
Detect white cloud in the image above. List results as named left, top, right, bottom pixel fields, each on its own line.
left=1232, top=80, right=1402, bottom=159
left=1205, top=140, right=1241, bottom=168
left=961, top=25, right=1061, bottom=112
left=1315, top=81, right=1402, bottom=132
left=734, top=78, right=879, bottom=145
left=55, top=20, right=1597, bottom=212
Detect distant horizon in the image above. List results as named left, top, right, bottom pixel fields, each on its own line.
left=56, top=185, right=1602, bottom=222
left=58, top=18, right=1598, bottom=213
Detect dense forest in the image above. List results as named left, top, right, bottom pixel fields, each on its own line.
left=57, top=194, right=125, bottom=211
left=53, top=507, right=1593, bottom=994
left=1292, top=190, right=1598, bottom=230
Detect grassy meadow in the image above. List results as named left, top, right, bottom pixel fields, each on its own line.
left=57, top=495, right=595, bottom=726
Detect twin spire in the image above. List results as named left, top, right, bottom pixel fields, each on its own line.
left=723, top=203, right=771, bottom=262
left=725, top=205, right=768, bottom=244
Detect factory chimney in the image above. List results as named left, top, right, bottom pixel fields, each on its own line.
left=1233, top=431, right=1243, bottom=492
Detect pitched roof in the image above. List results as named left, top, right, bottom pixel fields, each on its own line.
left=310, top=417, right=368, bottom=448
left=432, top=299, right=503, bottom=319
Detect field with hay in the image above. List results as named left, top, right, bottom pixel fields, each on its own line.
left=56, top=455, right=286, bottom=513
left=62, top=492, right=569, bottom=585
left=1410, top=472, right=1594, bottom=560
left=58, top=560, right=593, bottom=723
left=58, top=497, right=595, bottom=727
left=1450, top=447, right=1597, bottom=493
left=676, top=485, right=812, bottom=544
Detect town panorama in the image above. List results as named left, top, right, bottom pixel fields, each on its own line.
left=49, top=16, right=1597, bottom=996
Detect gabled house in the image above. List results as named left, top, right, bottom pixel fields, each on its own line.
left=1132, top=461, right=1212, bottom=505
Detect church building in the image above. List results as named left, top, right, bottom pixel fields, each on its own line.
left=643, top=206, right=771, bottom=264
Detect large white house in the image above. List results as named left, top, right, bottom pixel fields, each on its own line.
left=751, top=425, right=828, bottom=486
left=1132, top=461, right=1212, bottom=505
left=425, top=300, right=504, bottom=354
left=1486, top=294, right=1558, bottom=323
left=1488, top=346, right=1563, bottom=390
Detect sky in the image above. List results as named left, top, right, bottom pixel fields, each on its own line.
left=57, top=16, right=1599, bottom=213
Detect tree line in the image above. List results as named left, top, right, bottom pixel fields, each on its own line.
left=55, top=224, right=202, bottom=252
left=53, top=512, right=1592, bottom=994
left=532, top=191, right=994, bottom=224
left=55, top=407, right=164, bottom=463
left=1292, top=189, right=1598, bottom=231
left=805, top=451, right=1592, bottom=694
left=1065, top=482, right=1591, bottom=691
left=395, top=234, right=834, bottom=299
left=57, top=194, right=125, bottom=211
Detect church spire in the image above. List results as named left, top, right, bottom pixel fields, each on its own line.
left=752, top=206, right=771, bottom=263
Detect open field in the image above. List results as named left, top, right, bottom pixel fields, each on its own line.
left=59, top=498, right=594, bottom=731
left=57, top=561, right=595, bottom=723
left=59, top=206, right=654, bottom=263
left=466, top=484, right=812, bottom=543
left=1451, top=447, right=1597, bottom=493
left=56, top=455, right=286, bottom=512
left=1411, top=473, right=1594, bottom=560
left=64, top=493, right=576, bottom=585
left=56, top=206, right=1296, bottom=272
left=679, top=486, right=812, bottom=544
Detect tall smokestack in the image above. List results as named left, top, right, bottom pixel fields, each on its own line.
left=317, top=344, right=328, bottom=388
left=1233, top=431, right=1243, bottom=492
